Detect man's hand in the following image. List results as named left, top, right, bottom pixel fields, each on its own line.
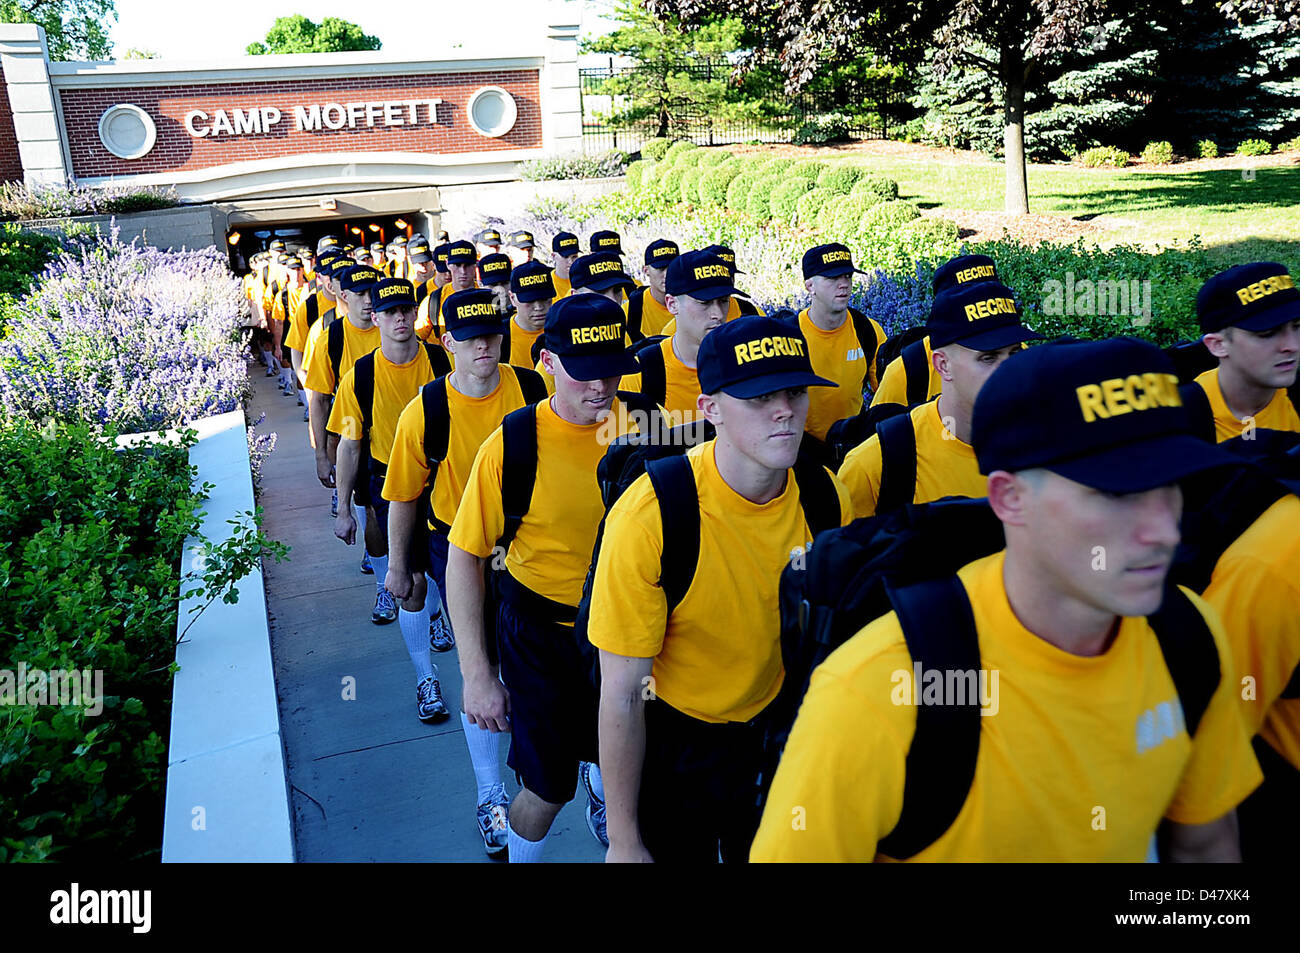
left=463, top=674, right=510, bottom=733
left=334, top=510, right=356, bottom=545
left=386, top=566, right=413, bottom=601
left=316, top=455, right=336, bottom=488
left=606, top=841, right=654, bottom=864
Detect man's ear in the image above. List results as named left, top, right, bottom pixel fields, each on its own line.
left=932, top=347, right=953, bottom=382
left=539, top=349, right=557, bottom=377
left=698, top=391, right=722, bottom=426
left=987, top=470, right=1030, bottom=527
left=665, top=292, right=680, bottom=317
left=1202, top=330, right=1230, bottom=360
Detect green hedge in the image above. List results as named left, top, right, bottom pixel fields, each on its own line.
left=850, top=174, right=900, bottom=203
left=0, top=420, right=205, bottom=861
left=726, top=170, right=762, bottom=210
left=642, top=137, right=672, bottom=161
left=745, top=174, right=784, bottom=220
left=770, top=178, right=817, bottom=221
left=862, top=199, right=922, bottom=231
left=680, top=167, right=705, bottom=204
left=788, top=160, right=829, bottom=181
left=795, top=187, right=837, bottom=225
left=696, top=150, right=733, bottom=169
left=625, top=159, right=650, bottom=190
left=0, top=224, right=59, bottom=305
left=699, top=161, right=745, bottom=205
left=817, top=165, right=865, bottom=194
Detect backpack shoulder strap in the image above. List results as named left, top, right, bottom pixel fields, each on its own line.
left=498, top=402, right=539, bottom=554
left=901, top=340, right=930, bottom=407
left=646, top=453, right=700, bottom=616
left=626, top=286, right=647, bottom=341
left=848, top=307, right=882, bottom=388
left=420, top=376, right=451, bottom=470
left=512, top=366, right=548, bottom=405
left=354, top=351, right=376, bottom=435
left=306, top=294, right=320, bottom=327
left=790, top=457, right=841, bottom=536
left=1179, top=381, right=1217, bottom=445
left=876, top=575, right=982, bottom=860
left=875, top=411, right=918, bottom=514
left=1147, top=586, right=1222, bottom=737
left=423, top=341, right=451, bottom=378
left=638, top=340, right=668, bottom=407
left=530, top=333, right=547, bottom=367
left=328, top=318, right=346, bottom=387
left=737, top=297, right=760, bottom=316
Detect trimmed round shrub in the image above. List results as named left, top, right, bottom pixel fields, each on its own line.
left=656, top=165, right=687, bottom=202
left=671, top=148, right=707, bottom=171
left=817, top=164, right=865, bottom=194
left=726, top=171, right=761, bottom=210
left=642, top=137, right=671, bottom=161
left=745, top=174, right=784, bottom=219
left=699, top=160, right=745, bottom=205
left=901, top=216, right=961, bottom=256
left=769, top=178, right=817, bottom=221
left=795, top=187, right=836, bottom=226
left=1236, top=138, right=1272, bottom=156
left=1076, top=145, right=1129, bottom=167
left=679, top=167, right=704, bottom=204
left=862, top=200, right=922, bottom=231
left=696, top=150, right=732, bottom=169
left=827, top=194, right=877, bottom=236
left=664, top=140, right=698, bottom=161
left=788, top=160, right=829, bottom=181
left=1141, top=141, right=1175, bottom=164
left=1197, top=139, right=1219, bottom=159
left=625, top=159, right=649, bottom=190
left=763, top=157, right=797, bottom=175
left=850, top=174, right=900, bottom=203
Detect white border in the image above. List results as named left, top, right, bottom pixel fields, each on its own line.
left=96, top=103, right=156, bottom=159
left=466, top=86, right=518, bottom=138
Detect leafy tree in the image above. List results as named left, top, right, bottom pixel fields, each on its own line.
left=122, top=47, right=158, bottom=60
left=0, top=0, right=114, bottom=61
left=246, top=14, right=381, bottom=55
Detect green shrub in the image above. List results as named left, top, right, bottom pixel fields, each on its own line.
left=788, top=160, right=829, bottom=181
left=664, top=140, right=698, bottom=161
left=817, top=165, right=865, bottom=194
left=795, top=187, right=836, bottom=225
left=1280, top=135, right=1300, bottom=152
left=862, top=200, right=922, bottom=232
left=1140, top=141, right=1175, bottom=164
left=793, top=112, right=852, bottom=145
left=671, top=148, right=707, bottom=171
left=901, top=216, right=961, bottom=257
left=699, top=161, right=746, bottom=205
left=641, top=137, right=672, bottom=161
left=696, top=150, right=732, bottom=169
left=764, top=157, right=797, bottom=175
left=1077, top=145, right=1130, bottom=168
left=1197, top=139, right=1219, bottom=159
left=726, top=171, right=761, bottom=210
left=0, top=224, right=60, bottom=303
left=850, top=174, right=900, bottom=203
left=656, top=165, right=687, bottom=202
left=769, top=178, right=817, bottom=222
left=745, top=174, right=784, bottom=220
left=625, top=159, right=649, bottom=190
left=1236, top=138, right=1272, bottom=156
left=679, top=167, right=705, bottom=204
left=827, top=194, right=879, bottom=236
left=514, top=151, right=630, bottom=181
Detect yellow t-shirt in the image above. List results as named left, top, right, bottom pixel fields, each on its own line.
left=383, top=365, right=539, bottom=529
left=799, top=309, right=884, bottom=441
left=448, top=397, right=642, bottom=610
left=628, top=288, right=673, bottom=338
left=553, top=273, right=572, bottom=299
left=1192, top=367, right=1300, bottom=442
left=871, top=336, right=940, bottom=407
left=589, top=441, right=851, bottom=723
left=1201, top=493, right=1300, bottom=770
left=303, top=318, right=381, bottom=396
left=838, top=399, right=985, bottom=517
left=751, top=551, right=1262, bottom=862
left=630, top=337, right=703, bottom=425
left=285, top=291, right=334, bottom=353
left=327, top=346, right=443, bottom=465
left=508, top=322, right=544, bottom=369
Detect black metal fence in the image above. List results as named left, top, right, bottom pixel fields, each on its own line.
left=579, top=59, right=905, bottom=154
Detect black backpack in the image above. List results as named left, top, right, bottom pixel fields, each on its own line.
left=416, top=366, right=548, bottom=531
left=764, top=497, right=1223, bottom=860
left=1165, top=339, right=1217, bottom=384
left=351, top=344, right=453, bottom=441
left=625, top=286, right=651, bottom=343
left=570, top=423, right=843, bottom=688
left=873, top=326, right=930, bottom=395
left=633, top=338, right=674, bottom=407
left=820, top=402, right=912, bottom=470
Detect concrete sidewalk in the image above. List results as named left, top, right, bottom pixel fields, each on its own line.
left=251, top=363, right=603, bottom=863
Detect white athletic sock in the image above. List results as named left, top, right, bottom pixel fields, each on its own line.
left=587, top=763, right=605, bottom=803
left=399, top=606, right=434, bottom=682
left=508, top=822, right=548, bottom=864
left=461, top=711, right=501, bottom=804
left=371, top=553, right=389, bottom=591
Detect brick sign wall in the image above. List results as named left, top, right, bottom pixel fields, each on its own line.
left=0, top=65, right=23, bottom=183
left=59, top=68, right=542, bottom=177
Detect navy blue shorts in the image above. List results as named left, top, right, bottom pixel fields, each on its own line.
left=496, top=593, right=598, bottom=805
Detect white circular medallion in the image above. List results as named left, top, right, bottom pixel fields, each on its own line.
left=466, top=86, right=518, bottom=138
left=98, top=104, right=157, bottom=160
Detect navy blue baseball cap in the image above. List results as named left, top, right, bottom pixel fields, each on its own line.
left=1197, top=262, right=1300, bottom=334
left=338, top=264, right=384, bottom=294
left=371, top=278, right=417, bottom=313
left=802, top=242, right=866, bottom=280
left=553, top=232, right=581, bottom=256
left=476, top=227, right=503, bottom=246
left=570, top=253, right=636, bottom=293
left=445, top=241, right=477, bottom=265
left=433, top=243, right=451, bottom=273
left=932, top=254, right=999, bottom=295
left=697, top=315, right=836, bottom=398
left=443, top=289, right=508, bottom=340
left=438, top=230, right=449, bottom=242
left=972, top=337, right=1232, bottom=493
left=543, top=295, right=639, bottom=380
left=478, top=253, right=513, bottom=287
left=645, top=239, right=680, bottom=268
left=511, top=230, right=536, bottom=249
left=702, top=244, right=744, bottom=275
left=317, top=235, right=341, bottom=253
left=407, top=240, right=432, bottom=263
left=510, top=261, right=556, bottom=302
left=927, top=281, right=1044, bottom=351
left=666, top=250, right=750, bottom=301
left=590, top=230, right=623, bottom=254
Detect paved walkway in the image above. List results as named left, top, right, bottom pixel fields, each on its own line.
left=251, top=364, right=603, bottom=862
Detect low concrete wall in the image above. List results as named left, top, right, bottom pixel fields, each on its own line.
left=437, top=175, right=624, bottom=236
left=155, top=408, right=294, bottom=863
left=19, top=203, right=221, bottom=251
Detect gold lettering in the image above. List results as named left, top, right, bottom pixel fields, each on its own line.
left=735, top=343, right=751, bottom=363
left=964, top=304, right=979, bottom=322
left=760, top=338, right=775, bottom=359
left=1102, top=378, right=1130, bottom=415
left=1124, top=374, right=1147, bottom=411
left=692, top=264, right=730, bottom=280
left=1077, top=384, right=1108, bottom=422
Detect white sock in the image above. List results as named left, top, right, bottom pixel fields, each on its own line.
left=508, top=821, right=548, bottom=864
left=399, top=606, right=434, bottom=682
left=461, top=712, right=501, bottom=804
left=371, top=553, right=389, bottom=591
left=587, top=763, right=605, bottom=803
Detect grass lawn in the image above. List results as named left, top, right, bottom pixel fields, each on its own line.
left=786, top=147, right=1300, bottom=272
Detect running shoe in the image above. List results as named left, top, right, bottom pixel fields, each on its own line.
left=429, top=612, right=456, bottom=652
left=476, top=781, right=509, bottom=857
left=372, top=588, right=397, bottom=624
left=416, top=674, right=450, bottom=723
left=360, top=551, right=374, bottom=574
left=578, top=761, right=608, bottom=848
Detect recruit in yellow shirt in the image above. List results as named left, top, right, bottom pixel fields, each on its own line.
left=416, top=282, right=477, bottom=342
left=751, top=551, right=1262, bottom=862
left=552, top=273, right=572, bottom=299
left=588, top=441, right=851, bottom=723
left=871, top=335, right=940, bottom=407
left=630, top=337, right=704, bottom=424
left=508, top=323, right=544, bottom=369
left=1192, top=367, right=1300, bottom=442
left=285, top=291, right=334, bottom=353
left=1201, top=493, right=1300, bottom=770
left=799, top=308, right=884, bottom=441
left=660, top=296, right=748, bottom=339
left=327, top=347, right=443, bottom=465
left=627, top=288, right=673, bottom=338
left=448, top=396, right=642, bottom=611
left=838, top=399, right=986, bottom=517
left=383, top=365, right=539, bottom=530
left=303, top=318, right=381, bottom=396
